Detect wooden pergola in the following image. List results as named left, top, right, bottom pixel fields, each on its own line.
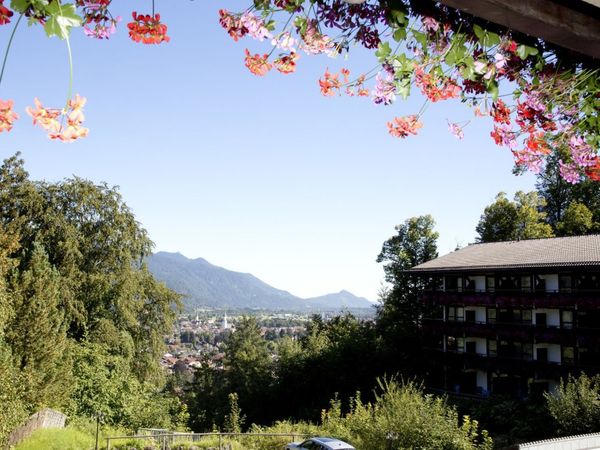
left=439, top=0, right=600, bottom=59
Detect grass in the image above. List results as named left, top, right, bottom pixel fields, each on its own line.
left=14, top=427, right=95, bottom=450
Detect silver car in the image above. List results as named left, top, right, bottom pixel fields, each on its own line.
left=285, top=437, right=356, bottom=450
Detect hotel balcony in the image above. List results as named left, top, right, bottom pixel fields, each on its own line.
left=422, top=290, right=600, bottom=309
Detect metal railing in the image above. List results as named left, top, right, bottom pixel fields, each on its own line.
left=106, top=431, right=310, bottom=450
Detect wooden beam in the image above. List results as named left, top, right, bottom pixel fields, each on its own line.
left=439, top=0, right=600, bottom=59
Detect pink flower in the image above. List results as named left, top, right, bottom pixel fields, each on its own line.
left=83, top=16, right=120, bottom=39
left=559, top=160, right=581, bottom=184
left=494, top=53, right=507, bottom=70
left=447, top=122, right=464, bottom=140
left=244, top=49, right=272, bottom=76
left=387, top=115, right=423, bottom=138
left=0, top=99, right=18, bottom=132
left=569, top=136, right=596, bottom=168
left=372, top=71, right=396, bottom=105
left=422, top=16, right=439, bottom=32
left=240, top=12, right=271, bottom=41
left=301, top=20, right=334, bottom=55
left=272, top=31, right=297, bottom=52
left=26, top=95, right=89, bottom=142
left=490, top=123, right=518, bottom=150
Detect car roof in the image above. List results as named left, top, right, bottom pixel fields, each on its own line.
left=310, top=437, right=355, bottom=448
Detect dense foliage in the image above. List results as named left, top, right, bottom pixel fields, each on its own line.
left=219, top=0, right=600, bottom=183
left=545, top=373, right=600, bottom=436
left=476, top=166, right=600, bottom=242
left=0, top=154, right=186, bottom=446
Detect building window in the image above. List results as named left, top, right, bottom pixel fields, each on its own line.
left=561, top=310, right=573, bottom=329
left=487, top=308, right=497, bottom=324
left=559, top=274, right=572, bottom=293
left=445, top=276, right=462, bottom=292
left=464, top=276, right=476, bottom=292
left=465, top=310, right=476, bottom=323
left=497, top=275, right=518, bottom=291
left=446, top=336, right=457, bottom=351
left=536, top=313, right=547, bottom=327
left=486, top=276, right=495, bottom=293
left=523, top=343, right=533, bottom=360
left=521, top=275, right=532, bottom=292
left=457, top=337, right=465, bottom=353
left=534, top=275, right=546, bottom=292
left=562, top=346, right=575, bottom=364
left=488, top=340, right=497, bottom=357
left=447, top=307, right=455, bottom=322
left=537, top=347, right=548, bottom=362
left=522, top=310, right=532, bottom=325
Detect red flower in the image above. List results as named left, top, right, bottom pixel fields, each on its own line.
left=274, top=52, right=299, bottom=74
left=127, top=12, right=169, bottom=45
left=244, top=49, right=271, bottom=76
left=491, top=100, right=511, bottom=124
left=318, top=69, right=342, bottom=97
left=219, top=9, right=247, bottom=41
left=0, top=1, right=13, bottom=25
left=387, top=115, right=423, bottom=138
left=585, top=159, right=600, bottom=181
left=414, top=67, right=460, bottom=102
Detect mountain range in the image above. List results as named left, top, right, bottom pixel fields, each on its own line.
left=146, top=252, right=375, bottom=312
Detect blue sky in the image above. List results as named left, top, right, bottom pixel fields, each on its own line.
left=0, top=0, right=537, bottom=300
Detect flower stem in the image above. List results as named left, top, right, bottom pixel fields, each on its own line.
left=0, top=14, right=23, bottom=88
left=65, top=34, right=74, bottom=106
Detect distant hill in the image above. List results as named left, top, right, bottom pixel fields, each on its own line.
left=146, top=252, right=374, bottom=312
left=305, top=290, right=374, bottom=309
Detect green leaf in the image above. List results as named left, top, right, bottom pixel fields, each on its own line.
left=393, top=28, right=407, bottom=42
left=397, top=79, right=411, bottom=100
left=375, top=41, right=392, bottom=62
left=412, top=30, right=427, bottom=49
left=516, top=44, right=539, bottom=60
left=44, top=2, right=81, bottom=39
left=487, top=32, right=501, bottom=46
left=486, top=81, right=499, bottom=101
left=473, top=24, right=485, bottom=42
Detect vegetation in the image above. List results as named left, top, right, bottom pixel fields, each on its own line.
left=0, top=154, right=186, bottom=446
left=545, top=373, right=600, bottom=436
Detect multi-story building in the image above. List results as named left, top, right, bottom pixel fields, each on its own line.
left=410, top=235, right=600, bottom=398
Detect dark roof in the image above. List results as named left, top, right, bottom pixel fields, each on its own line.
left=409, top=235, right=600, bottom=273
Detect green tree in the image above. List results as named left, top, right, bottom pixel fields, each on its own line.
left=376, top=215, right=438, bottom=340
left=476, top=192, right=554, bottom=242
left=6, top=242, right=72, bottom=411
left=536, top=155, right=600, bottom=231
left=556, top=202, right=594, bottom=236
left=0, top=153, right=182, bottom=432
left=545, top=373, right=600, bottom=436
left=224, top=316, right=272, bottom=422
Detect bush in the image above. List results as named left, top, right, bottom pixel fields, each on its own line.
left=545, top=373, right=600, bottom=436
left=14, top=428, right=94, bottom=450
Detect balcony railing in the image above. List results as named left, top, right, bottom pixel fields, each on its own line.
left=422, top=291, right=600, bottom=309
left=422, top=319, right=579, bottom=345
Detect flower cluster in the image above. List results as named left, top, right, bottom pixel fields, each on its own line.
left=221, top=0, right=599, bottom=183
left=387, top=115, right=422, bottom=138
left=26, top=95, right=89, bottom=142
left=0, top=100, right=18, bottom=132
left=127, top=12, right=169, bottom=45
left=0, top=0, right=13, bottom=25
left=76, top=0, right=119, bottom=39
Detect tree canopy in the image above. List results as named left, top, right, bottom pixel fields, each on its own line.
left=0, top=153, right=185, bottom=445
left=475, top=191, right=554, bottom=242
